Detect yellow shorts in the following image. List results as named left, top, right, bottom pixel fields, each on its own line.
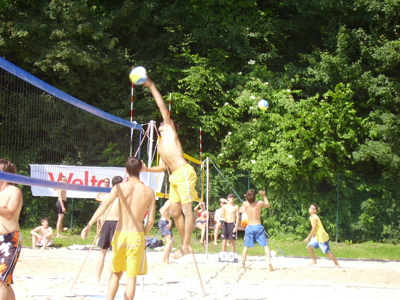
left=111, top=231, right=146, bottom=278
left=169, top=164, right=198, bottom=204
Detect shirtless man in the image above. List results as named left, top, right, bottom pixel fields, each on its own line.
left=213, top=198, right=227, bottom=245
left=241, top=190, right=274, bottom=271
left=56, top=176, right=67, bottom=237
left=158, top=199, right=173, bottom=263
left=142, top=78, right=198, bottom=259
left=30, top=218, right=53, bottom=250
left=0, top=159, right=23, bottom=300
left=95, top=176, right=123, bottom=285
left=95, top=178, right=110, bottom=236
left=221, top=194, right=239, bottom=253
left=81, top=157, right=155, bottom=300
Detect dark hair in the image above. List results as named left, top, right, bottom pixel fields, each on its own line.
left=310, top=203, right=319, bottom=212
left=41, top=217, right=49, bottom=223
left=125, top=157, right=142, bottom=177
left=245, top=190, right=256, bottom=203
left=112, top=175, right=123, bottom=185
left=0, top=159, right=16, bottom=173
left=227, top=193, right=235, bottom=199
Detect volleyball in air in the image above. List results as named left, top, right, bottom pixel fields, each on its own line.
left=258, top=99, right=269, bottom=111
left=129, top=66, right=147, bottom=85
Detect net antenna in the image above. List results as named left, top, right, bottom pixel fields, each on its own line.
left=130, top=66, right=136, bottom=157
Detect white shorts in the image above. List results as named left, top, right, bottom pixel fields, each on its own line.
left=36, top=238, right=52, bottom=246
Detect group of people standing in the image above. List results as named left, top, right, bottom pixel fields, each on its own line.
left=193, top=191, right=274, bottom=270
left=192, top=189, right=340, bottom=272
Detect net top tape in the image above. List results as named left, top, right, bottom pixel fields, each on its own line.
left=0, top=171, right=110, bottom=193
left=0, top=57, right=141, bottom=130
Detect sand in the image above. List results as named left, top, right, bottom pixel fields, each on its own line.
left=12, top=247, right=400, bottom=299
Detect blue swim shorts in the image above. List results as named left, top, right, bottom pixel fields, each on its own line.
left=308, top=237, right=331, bottom=254
left=158, top=220, right=173, bottom=237
left=244, top=224, right=268, bottom=247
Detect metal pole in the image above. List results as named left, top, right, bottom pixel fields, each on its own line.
left=147, top=120, right=156, bottom=170
left=130, top=66, right=135, bottom=157
left=336, top=173, right=340, bottom=242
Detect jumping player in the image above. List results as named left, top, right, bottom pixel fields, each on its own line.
left=142, top=78, right=199, bottom=259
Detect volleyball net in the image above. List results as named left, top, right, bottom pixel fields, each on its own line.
left=0, top=57, right=164, bottom=199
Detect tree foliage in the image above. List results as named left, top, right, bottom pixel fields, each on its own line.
left=1, top=0, right=399, bottom=242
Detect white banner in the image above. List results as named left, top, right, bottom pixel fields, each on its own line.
left=30, top=164, right=164, bottom=198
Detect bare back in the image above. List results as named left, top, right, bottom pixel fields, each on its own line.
left=0, top=184, right=22, bottom=234
left=104, top=198, right=119, bottom=221
left=158, top=125, right=187, bottom=172
left=114, top=179, right=155, bottom=232
left=243, top=201, right=264, bottom=225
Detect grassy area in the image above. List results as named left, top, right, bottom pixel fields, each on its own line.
left=20, top=228, right=399, bottom=261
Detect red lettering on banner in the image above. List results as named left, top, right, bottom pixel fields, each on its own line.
left=48, top=173, right=71, bottom=182
left=91, top=176, right=98, bottom=186
left=72, top=179, right=83, bottom=185
left=46, top=171, right=110, bottom=186
left=67, top=174, right=74, bottom=183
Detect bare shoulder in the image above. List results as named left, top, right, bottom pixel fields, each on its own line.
left=8, top=185, right=22, bottom=194
left=144, top=185, right=155, bottom=196
left=257, top=200, right=267, bottom=207
left=5, top=185, right=23, bottom=200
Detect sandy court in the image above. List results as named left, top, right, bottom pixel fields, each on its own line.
left=13, top=247, right=400, bottom=300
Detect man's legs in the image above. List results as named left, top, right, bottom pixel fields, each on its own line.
left=263, top=245, right=274, bottom=271
left=170, top=201, right=193, bottom=259
left=181, top=202, right=193, bottom=251
left=0, top=282, right=15, bottom=300
left=230, top=239, right=236, bottom=253
left=31, top=235, right=37, bottom=250
left=213, top=223, right=220, bottom=245
left=327, top=251, right=341, bottom=268
left=241, top=246, right=249, bottom=268
left=96, top=249, right=108, bottom=284
left=199, top=223, right=206, bottom=245
left=221, top=239, right=227, bottom=252
left=107, top=271, right=122, bottom=300
left=124, top=276, right=137, bottom=300
left=170, top=202, right=185, bottom=243
left=306, top=245, right=317, bottom=264
left=162, top=234, right=173, bottom=263
left=56, top=213, right=65, bottom=237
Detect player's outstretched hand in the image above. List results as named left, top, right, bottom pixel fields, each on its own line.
left=142, top=78, right=153, bottom=88
left=259, top=190, right=266, bottom=197
left=81, top=225, right=91, bottom=239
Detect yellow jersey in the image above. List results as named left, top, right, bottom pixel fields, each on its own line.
left=311, top=214, right=329, bottom=242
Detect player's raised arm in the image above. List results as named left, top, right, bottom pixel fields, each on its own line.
left=259, top=190, right=270, bottom=208
left=143, top=78, right=172, bottom=125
